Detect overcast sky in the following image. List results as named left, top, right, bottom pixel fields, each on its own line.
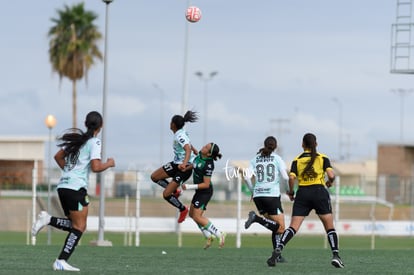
left=1, top=0, right=413, bottom=171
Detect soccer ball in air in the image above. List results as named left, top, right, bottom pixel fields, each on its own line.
left=186, top=6, right=202, bottom=23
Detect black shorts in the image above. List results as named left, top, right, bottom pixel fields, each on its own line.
left=253, top=196, right=284, bottom=216
left=57, top=188, right=90, bottom=216
left=162, top=161, right=192, bottom=185
left=191, top=189, right=213, bottom=211
left=292, top=185, right=332, bottom=216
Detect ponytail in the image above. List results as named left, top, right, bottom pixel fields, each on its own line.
left=57, top=111, right=103, bottom=162
left=257, top=136, right=277, bottom=157
left=172, top=110, right=199, bottom=130
left=210, top=143, right=222, bottom=161
left=301, top=133, right=317, bottom=179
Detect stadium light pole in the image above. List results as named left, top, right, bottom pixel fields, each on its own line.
left=178, top=0, right=191, bottom=248
left=181, top=0, right=191, bottom=113
left=391, top=89, right=413, bottom=142
left=45, top=114, right=57, bottom=245
left=195, top=71, right=218, bottom=144
left=269, top=118, right=290, bottom=157
left=96, top=0, right=113, bottom=247
left=332, top=97, right=343, bottom=161
left=153, top=83, right=164, bottom=164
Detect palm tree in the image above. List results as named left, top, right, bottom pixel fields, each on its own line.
left=48, top=3, right=103, bottom=128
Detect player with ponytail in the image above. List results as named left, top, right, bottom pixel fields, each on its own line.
left=32, top=111, right=115, bottom=271
left=267, top=133, right=345, bottom=268
left=244, top=136, right=288, bottom=262
left=151, top=110, right=198, bottom=223
left=183, top=142, right=226, bottom=249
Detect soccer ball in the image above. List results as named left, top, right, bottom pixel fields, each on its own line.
left=185, top=6, right=202, bottom=23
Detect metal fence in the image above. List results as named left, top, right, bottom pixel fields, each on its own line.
left=1, top=165, right=414, bottom=240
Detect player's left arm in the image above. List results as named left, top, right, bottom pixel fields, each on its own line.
left=325, top=168, right=335, bottom=187
left=197, top=176, right=211, bottom=189
left=323, top=156, right=335, bottom=187
left=184, top=176, right=210, bottom=190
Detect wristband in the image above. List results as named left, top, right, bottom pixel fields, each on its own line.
left=288, top=190, right=295, bottom=196
left=185, top=184, right=198, bottom=190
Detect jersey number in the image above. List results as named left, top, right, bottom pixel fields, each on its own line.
left=256, top=164, right=275, bottom=182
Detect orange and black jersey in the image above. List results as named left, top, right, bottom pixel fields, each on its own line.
left=289, top=150, right=333, bottom=186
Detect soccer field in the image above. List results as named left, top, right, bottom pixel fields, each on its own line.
left=1, top=245, right=413, bottom=274
left=1, top=232, right=414, bottom=274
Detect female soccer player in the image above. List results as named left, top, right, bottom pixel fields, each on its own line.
left=31, top=111, right=115, bottom=271
left=267, top=133, right=345, bottom=268
left=182, top=142, right=226, bottom=249
left=151, top=110, right=198, bottom=223
left=244, top=136, right=288, bottom=262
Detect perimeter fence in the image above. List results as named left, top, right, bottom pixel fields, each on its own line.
left=1, top=165, right=414, bottom=246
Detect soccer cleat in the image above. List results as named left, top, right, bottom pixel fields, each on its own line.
left=172, top=188, right=182, bottom=198
left=244, top=211, right=256, bottom=229
left=204, top=236, right=214, bottom=250
left=267, top=247, right=281, bottom=267
left=178, top=206, right=188, bottom=223
left=31, top=211, right=51, bottom=237
left=219, top=232, right=226, bottom=249
left=331, top=255, right=345, bottom=268
left=53, top=259, right=80, bottom=272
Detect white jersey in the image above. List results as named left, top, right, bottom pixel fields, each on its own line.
left=57, top=137, right=102, bottom=191
left=172, top=128, right=195, bottom=164
left=249, top=152, right=288, bottom=198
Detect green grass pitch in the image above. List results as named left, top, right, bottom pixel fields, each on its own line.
left=1, top=232, right=414, bottom=274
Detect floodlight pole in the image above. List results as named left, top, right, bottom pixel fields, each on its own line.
left=332, top=97, right=343, bottom=161
left=181, top=0, right=191, bottom=114
left=391, top=89, right=413, bottom=142
left=153, top=84, right=165, bottom=164
left=45, top=115, right=57, bottom=245
left=97, top=0, right=113, bottom=246
left=269, top=118, right=290, bottom=157
left=177, top=0, right=192, bottom=248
